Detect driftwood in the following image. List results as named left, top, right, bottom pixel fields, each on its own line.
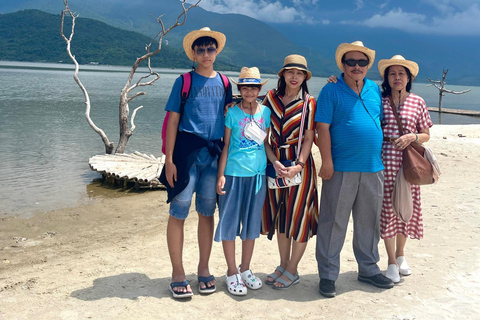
left=89, top=152, right=165, bottom=188
left=60, top=0, right=202, bottom=154
left=427, top=69, right=471, bottom=113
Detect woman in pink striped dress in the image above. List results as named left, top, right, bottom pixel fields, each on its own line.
left=377, top=55, right=433, bottom=283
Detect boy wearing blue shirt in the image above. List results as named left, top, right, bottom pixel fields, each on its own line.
left=162, top=27, right=232, bottom=299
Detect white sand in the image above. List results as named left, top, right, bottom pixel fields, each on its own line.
left=1, top=124, right=479, bottom=320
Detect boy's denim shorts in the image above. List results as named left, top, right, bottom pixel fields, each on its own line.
left=169, top=158, right=218, bottom=220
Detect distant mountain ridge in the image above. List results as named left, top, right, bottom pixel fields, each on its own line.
left=0, top=9, right=236, bottom=70
left=0, top=0, right=477, bottom=85
left=0, top=0, right=337, bottom=77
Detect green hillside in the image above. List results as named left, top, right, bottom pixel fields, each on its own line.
left=0, top=9, right=236, bottom=70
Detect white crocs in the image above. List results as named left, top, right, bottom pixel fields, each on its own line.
left=397, top=256, right=412, bottom=276
left=386, top=264, right=400, bottom=283
left=225, top=273, right=247, bottom=296
left=239, top=268, right=263, bottom=290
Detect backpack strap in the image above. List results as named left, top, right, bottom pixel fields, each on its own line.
left=179, top=71, right=193, bottom=115
left=218, top=72, right=230, bottom=93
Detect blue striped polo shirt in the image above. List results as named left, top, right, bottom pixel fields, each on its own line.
left=315, top=74, right=384, bottom=173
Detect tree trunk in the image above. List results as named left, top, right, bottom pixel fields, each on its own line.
left=116, top=95, right=132, bottom=154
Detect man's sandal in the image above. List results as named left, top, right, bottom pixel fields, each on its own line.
left=266, top=266, right=285, bottom=285
left=169, top=280, right=193, bottom=299
left=272, top=270, right=300, bottom=290
left=198, top=275, right=216, bottom=294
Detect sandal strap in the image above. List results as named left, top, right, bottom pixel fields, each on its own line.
left=282, top=270, right=298, bottom=282
left=170, top=280, right=189, bottom=288
left=198, top=275, right=215, bottom=284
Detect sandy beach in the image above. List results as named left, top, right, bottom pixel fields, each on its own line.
left=1, top=124, right=479, bottom=320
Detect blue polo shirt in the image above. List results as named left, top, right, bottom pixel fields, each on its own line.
left=315, top=74, right=384, bottom=173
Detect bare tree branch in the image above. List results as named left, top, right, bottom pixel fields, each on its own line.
left=61, top=0, right=114, bottom=154
left=130, top=106, right=144, bottom=132
left=443, top=88, right=471, bottom=94
left=116, top=0, right=202, bottom=153
left=61, top=0, right=202, bottom=154
left=428, top=68, right=471, bottom=113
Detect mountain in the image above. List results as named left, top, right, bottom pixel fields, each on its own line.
left=0, top=0, right=337, bottom=76
left=0, top=9, right=236, bottom=70
left=272, top=23, right=478, bottom=85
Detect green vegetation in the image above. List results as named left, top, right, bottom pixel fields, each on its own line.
left=0, top=9, right=237, bottom=70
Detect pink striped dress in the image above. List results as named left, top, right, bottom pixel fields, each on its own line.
left=380, top=93, right=433, bottom=239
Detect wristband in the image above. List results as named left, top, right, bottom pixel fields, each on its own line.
left=414, top=133, right=419, bottom=143
left=296, top=161, right=305, bottom=169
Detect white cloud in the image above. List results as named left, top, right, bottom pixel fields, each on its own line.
left=355, top=0, right=365, bottom=10
left=353, top=4, right=480, bottom=35
left=199, top=0, right=312, bottom=23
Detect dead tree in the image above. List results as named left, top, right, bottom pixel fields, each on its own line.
left=427, top=69, right=471, bottom=113
left=60, top=0, right=201, bottom=154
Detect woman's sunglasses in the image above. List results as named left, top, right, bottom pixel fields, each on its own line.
left=195, top=47, right=217, bottom=56
left=344, top=59, right=369, bottom=67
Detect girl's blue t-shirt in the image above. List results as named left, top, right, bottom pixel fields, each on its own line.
left=224, top=104, right=271, bottom=177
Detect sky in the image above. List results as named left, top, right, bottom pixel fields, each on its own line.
left=198, top=0, right=480, bottom=36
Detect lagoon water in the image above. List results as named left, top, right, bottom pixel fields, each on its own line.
left=1, top=62, right=479, bottom=217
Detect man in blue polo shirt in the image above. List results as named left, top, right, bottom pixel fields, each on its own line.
left=315, top=41, right=393, bottom=298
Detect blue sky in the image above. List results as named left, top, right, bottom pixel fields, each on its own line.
left=199, top=0, right=480, bottom=36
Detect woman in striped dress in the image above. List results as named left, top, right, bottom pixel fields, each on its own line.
left=377, top=55, right=433, bottom=283
left=262, top=54, right=319, bottom=289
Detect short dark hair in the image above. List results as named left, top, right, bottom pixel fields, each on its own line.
left=381, top=66, right=413, bottom=98
left=192, top=36, right=218, bottom=49
left=237, top=84, right=262, bottom=91
left=276, top=71, right=309, bottom=97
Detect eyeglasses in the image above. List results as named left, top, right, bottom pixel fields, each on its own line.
left=195, top=47, right=217, bottom=56
left=344, top=59, right=369, bottom=67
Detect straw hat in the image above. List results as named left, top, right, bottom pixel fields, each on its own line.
left=230, top=67, right=269, bottom=86
left=335, top=41, right=375, bottom=72
left=278, top=54, right=312, bottom=80
left=378, top=55, right=419, bottom=79
left=183, top=27, right=226, bottom=61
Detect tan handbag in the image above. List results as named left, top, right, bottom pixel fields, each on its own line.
left=390, top=98, right=434, bottom=185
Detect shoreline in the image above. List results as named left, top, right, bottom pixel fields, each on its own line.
left=1, top=124, right=479, bottom=319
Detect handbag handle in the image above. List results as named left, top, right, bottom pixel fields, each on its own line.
left=389, top=96, right=405, bottom=136
left=296, top=94, right=310, bottom=159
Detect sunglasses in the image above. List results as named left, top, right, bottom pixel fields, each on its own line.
left=344, top=59, right=369, bottom=67
left=195, top=47, right=217, bottom=56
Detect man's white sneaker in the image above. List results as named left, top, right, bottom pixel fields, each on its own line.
left=386, top=264, right=400, bottom=283
left=397, top=256, right=412, bottom=276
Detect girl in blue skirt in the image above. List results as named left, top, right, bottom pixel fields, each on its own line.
left=215, top=67, right=270, bottom=296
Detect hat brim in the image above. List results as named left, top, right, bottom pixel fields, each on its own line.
left=230, top=78, right=269, bottom=86
left=378, top=59, right=419, bottom=79
left=278, top=67, right=312, bottom=80
left=335, top=43, right=375, bottom=72
left=183, top=29, right=226, bottom=61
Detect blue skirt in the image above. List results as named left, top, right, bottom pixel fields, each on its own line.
left=215, top=175, right=266, bottom=241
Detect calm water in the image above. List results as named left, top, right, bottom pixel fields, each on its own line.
left=1, top=62, right=479, bottom=217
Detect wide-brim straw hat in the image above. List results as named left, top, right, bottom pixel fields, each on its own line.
left=378, top=55, right=419, bottom=79
left=183, top=27, right=226, bottom=61
left=230, top=67, right=269, bottom=86
left=278, top=54, right=312, bottom=80
left=335, top=41, right=375, bottom=72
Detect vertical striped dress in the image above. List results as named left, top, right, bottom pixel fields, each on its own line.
left=380, top=93, right=433, bottom=240
left=261, top=89, right=319, bottom=243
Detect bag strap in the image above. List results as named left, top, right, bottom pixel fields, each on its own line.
left=389, top=96, right=404, bottom=136
left=218, top=72, right=230, bottom=92
left=179, top=71, right=194, bottom=115
left=296, top=93, right=310, bottom=159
